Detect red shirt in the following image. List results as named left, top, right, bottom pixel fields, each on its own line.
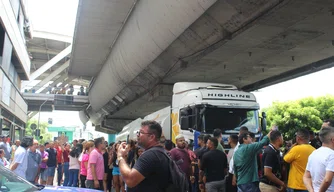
left=170, top=148, right=191, bottom=177
left=63, top=150, right=70, bottom=163
left=56, top=146, right=63, bottom=163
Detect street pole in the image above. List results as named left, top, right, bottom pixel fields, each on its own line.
left=37, top=99, right=49, bottom=138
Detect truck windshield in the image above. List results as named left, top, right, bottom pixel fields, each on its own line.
left=203, top=107, right=258, bottom=134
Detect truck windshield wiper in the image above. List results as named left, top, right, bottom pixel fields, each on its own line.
left=237, top=118, right=249, bottom=127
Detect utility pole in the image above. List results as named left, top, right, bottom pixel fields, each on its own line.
left=37, top=99, right=49, bottom=138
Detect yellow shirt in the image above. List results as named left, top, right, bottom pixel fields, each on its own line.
left=284, top=144, right=315, bottom=190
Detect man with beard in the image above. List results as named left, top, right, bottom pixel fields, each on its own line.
left=170, top=135, right=193, bottom=189
left=199, top=137, right=227, bottom=192
left=234, top=131, right=271, bottom=192
left=309, top=131, right=321, bottom=149
left=284, top=129, right=315, bottom=192
left=260, top=131, right=286, bottom=192
left=117, top=120, right=170, bottom=192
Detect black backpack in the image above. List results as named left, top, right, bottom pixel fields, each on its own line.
left=152, top=148, right=189, bottom=192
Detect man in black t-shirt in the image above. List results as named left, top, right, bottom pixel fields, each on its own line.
left=309, top=131, right=321, bottom=149
left=117, top=121, right=169, bottom=192
left=195, top=134, right=210, bottom=161
left=46, top=142, right=57, bottom=186
left=200, top=137, right=227, bottom=192
left=260, top=131, right=286, bottom=192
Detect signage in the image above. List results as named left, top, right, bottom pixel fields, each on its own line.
left=31, top=123, right=37, bottom=130
left=201, top=90, right=256, bottom=101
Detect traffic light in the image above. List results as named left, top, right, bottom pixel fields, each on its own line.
left=35, top=129, right=40, bottom=137
left=48, top=118, right=53, bottom=124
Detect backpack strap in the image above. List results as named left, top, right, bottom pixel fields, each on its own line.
left=150, top=147, right=171, bottom=160
left=149, top=147, right=173, bottom=192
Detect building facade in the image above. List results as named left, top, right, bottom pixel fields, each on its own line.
left=0, top=0, right=31, bottom=140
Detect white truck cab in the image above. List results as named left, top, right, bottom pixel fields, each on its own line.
left=116, top=82, right=266, bottom=147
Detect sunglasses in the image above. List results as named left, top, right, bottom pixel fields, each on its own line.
left=136, top=131, right=153, bottom=136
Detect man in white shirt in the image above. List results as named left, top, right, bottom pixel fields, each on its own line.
left=227, top=134, right=238, bottom=164
left=303, top=127, right=334, bottom=192
left=10, top=136, right=33, bottom=179
left=227, top=126, right=248, bottom=192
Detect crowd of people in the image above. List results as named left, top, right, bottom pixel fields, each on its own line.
left=24, top=84, right=88, bottom=96
left=0, top=119, right=333, bottom=192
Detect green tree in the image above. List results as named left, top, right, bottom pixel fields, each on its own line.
left=262, top=97, right=329, bottom=140
left=300, top=95, right=334, bottom=120
left=26, top=119, right=53, bottom=144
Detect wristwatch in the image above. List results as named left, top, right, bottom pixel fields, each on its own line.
left=117, top=156, right=124, bottom=162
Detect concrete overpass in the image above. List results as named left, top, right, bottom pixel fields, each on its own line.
left=24, top=93, right=89, bottom=119
left=69, top=0, right=334, bottom=133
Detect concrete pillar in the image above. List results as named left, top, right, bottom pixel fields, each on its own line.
left=108, top=134, right=116, bottom=143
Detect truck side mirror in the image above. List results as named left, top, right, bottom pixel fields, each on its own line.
left=180, top=116, right=189, bottom=130
left=261, top=112, right=267, bottom=131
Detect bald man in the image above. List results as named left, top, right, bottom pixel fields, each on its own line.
left=170, top=135, right=193, bottom=190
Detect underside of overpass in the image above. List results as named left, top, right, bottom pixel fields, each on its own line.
left=22, top=31, right=92, bottom=119
left=70, top=0, right=334, bottom=133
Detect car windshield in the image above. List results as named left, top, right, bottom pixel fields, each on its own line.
left=203, top=107, right=258, bottom=134
left=0, top=165, right=38, bottom=192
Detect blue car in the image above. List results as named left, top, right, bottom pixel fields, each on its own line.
left=0, top=165, right=101, bottom=192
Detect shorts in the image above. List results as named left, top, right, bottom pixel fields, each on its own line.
left=40, top=168, right=48, bottom=181
left=47, top=166, right=56, bottom=177
left=112, top=167, right=120, bottom=176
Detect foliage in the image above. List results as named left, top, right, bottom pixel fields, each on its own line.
left=263, top=95, right=334, bottom=140
left=26, top=119, right=53, bottom=144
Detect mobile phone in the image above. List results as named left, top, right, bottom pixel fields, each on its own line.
left=272, top=125, right=278, bottom=131
left=126, top=135, right=129, bottom=144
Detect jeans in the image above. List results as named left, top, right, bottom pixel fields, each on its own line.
left=63, top=162, right=69, bottom=186
left=57, top=163, right=63, bottom=186
left=237, top=181, right=260, bottom=192
left=67, top=169, right=79, bottom=187
left=286, top=188, right=308, bottom=192
left=192, top=178, right=199, bottom=192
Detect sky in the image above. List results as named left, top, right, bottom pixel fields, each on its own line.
left=253, top=67, right=334, bottom=109
left=27, top=0, right=334, bottom=135
left=27, top=0, right=79, bottom=36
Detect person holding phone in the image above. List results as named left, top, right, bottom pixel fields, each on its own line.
left=111, top=142, right=125, bottom=192
left=0, top=149, right=9, bottom=167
